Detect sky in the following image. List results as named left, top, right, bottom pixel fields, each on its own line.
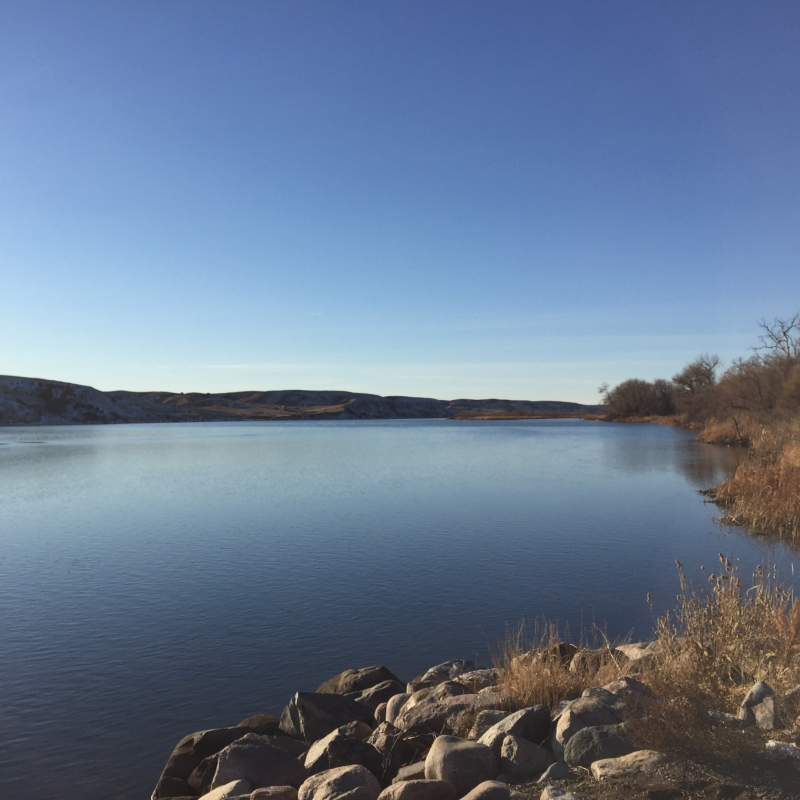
left=1, top=1, right=799, bottom=402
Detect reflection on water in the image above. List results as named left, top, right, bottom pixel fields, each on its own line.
left=0, top=419, right=794, bottom=800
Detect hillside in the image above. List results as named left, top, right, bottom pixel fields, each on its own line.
left=0, top=375, right=601, bottom=426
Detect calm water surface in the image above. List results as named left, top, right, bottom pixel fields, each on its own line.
left=0, top=419, right=797, bottom=799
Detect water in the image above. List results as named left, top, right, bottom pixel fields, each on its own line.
left=0, top=419, right=795, bottom=799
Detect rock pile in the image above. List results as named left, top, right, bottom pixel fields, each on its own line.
left=151, top=652, right=786, bottom=800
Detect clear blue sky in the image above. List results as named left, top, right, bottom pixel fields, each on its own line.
left=1, top=1, right=798, bottom=402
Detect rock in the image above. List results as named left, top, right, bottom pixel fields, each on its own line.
left=190, top=756, right=223, bottom=796
left=499, top=736, right=551, bottom=782
left=538, top=643, right=578, bottom=667
left=614, top=642, right=658, bottom=661
left=238, top=715, right=286, bottom=736
left=403, top=683, right=468, bottom=714
left=409, top=661, right=476, bottom=692
left=350, top=681, right=408, bottom=710
left=153, top=727, right=257, bottom=799
left=536, top=762, right=571, bottom=783
left=318, top=667, right=403, bottom=696
left=251, top=788, right=299, bottom=800
left=377, top=780, right=457, bottom=800
left=555, top=696, right=621, bottom=753
left=580, top=688, right=623, bottom=710
left=392, top=763, right=426, bottom=783
left=538, top=789, right=578, bottom=800
left=590, top=749, right=667, bottom=779
left=386, top=694, right=411, bottom=725
left=564, top=724, right=632, bottom=768
left=304, top=722, right=380, bottom=778
left=199, top=780, right=252, bottom=800
left=263, top=736, right=310, bottom=759
left=395, top=695, right=482, bottom=734
left=568, top=649, right=605, bottom=675
left=298, top=765, right=381, bottom=800
left=478, top=705, right=551, bottom=756
left=468, top=710, right=509, bottom=740
left=280, top=693, right=375, bottom=743
left=459, top=780, right=510, bottom=800
left=424, top=736, right=498, bottom=796
left=602, top=677, right=654, bottom=711
left=739, top=681, right=777, bottom=729
left=367, top=723, right=420, bottom=782
left=375, top=704, right=388, bottom=725
left=211, top=733, right=308, bottom=790
left=454, top=670, right=500, bottom=691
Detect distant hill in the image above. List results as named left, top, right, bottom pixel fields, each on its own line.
left=0, top=375, right=602, bottom=426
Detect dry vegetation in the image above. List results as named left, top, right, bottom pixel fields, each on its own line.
left=601, top=313, right=800, bottom=541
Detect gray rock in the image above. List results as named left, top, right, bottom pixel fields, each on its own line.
left=554, top=697, right=621, bottom=751
left=602, top=677, right=654, bottom=711
left=563, top=724, right=632, bottom=768
left=377, top=780, right=457, bottom=800
left=468, top=710, right=509, bottom=740
left=153, top=727, right=257, bottom=799
left=739, top=681, right=777, bottom=729
left=459, top=780, right=510, bottom=800
left=392, top=763, right=426, bottom=784
left=263, top=736, right=310, bottom=759
left=280, top=693, right=375, bottom=743
left=318, top=667, right=403, bottom=696
left=238, top=715, right=285, bottom=736
left=580, top=688, right=623, bottom=710
left=538, top=788, right=579, bottom=800
left=375, top=704, right=388, bottom=725
left=250, top=788, right=299, bottom=800
left=349, top=681, right=408, bottom=711
left=386, top=694, right=411, bottom=726
left=304, top=722, right=380, bottom=778
left=367, top=723, right=419, bottom=782
left=454, top=670, right=500, bottom=691
left=190, top=755, right=222, bottom=796
left=298, top=765, right=381, bottom=800
left=424, top=736, right=498, bottom=796
left=590, top=749, right=667, bottom=779
left=212, top=734, right=308, bottom=790
left=536, top=762, right=571, bottom=783
left=395, top=695, right=481, bottom=734
left=478, top=706, right=551, bottom=756
left=569, top=650, right=604, bottom=675
left=199, top=781, right=251, bottom=800
left=409, top=661, right=476, bottom=692
left=499, top=735, right=552, bottom=782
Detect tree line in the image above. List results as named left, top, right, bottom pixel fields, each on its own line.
left=599, top=313, right=800, bottom=424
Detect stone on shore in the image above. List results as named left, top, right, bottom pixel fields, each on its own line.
left=408, top=661, right=476, bottom=692
left=392, top=763, right=426, bottom=784
left=238, top=715, right=286, bottom=736
left=367, top=723, right=420, bottom=782
left=377, top=780, right=457, bottom=800
left=536, top=762, right=571, bottom=783
left=211, top=733, right=308, bottom=790
left=251, top=788, right=300, bottom=800
left=386, top=694, right=411, bottom=725
left=395, top=694, right=481, bottom=734
left=539, top=788, right=579, bottom=800
left=459, top=780, right=510, bottom=800
left=199, top=780, right=251, bottom=800
left=478, top=705, right=551, bottom=756
left=554, top=697, right=621, bottom=754
left=614, top=642, right=658, bottom=662
left=375, top=703, right=388, bottom=724
left=298, top=765, right=381, bottom=800
left=454, top=670, right=500, bottom=692
left=349, top=681, right=407, bottom=710
left=738, top=681, right=777, bottom=729
left=280, top=692, right=375, bottom=743
left=499, top=735, right=551, bottom=782
left=468, top=710, right=509, bottom=740
left=153, top=727, right=257, bottom=799
left=590, top=749, right=667, bottom=779
left=602, top=677, right=654, bottom=711
left=563, top=724, right=632, bottom=768
left=304, top=722, right=381, bottom=778
left=424, top=736, right=498, bottom=797
left=318, top=667, right=403, bottom=696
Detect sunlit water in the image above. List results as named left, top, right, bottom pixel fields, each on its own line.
left=0, top=419, right=796, bottom=799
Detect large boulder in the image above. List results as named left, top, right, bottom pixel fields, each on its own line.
left=377, top=780, right=457, bottom=800
left=251, top=788, right=300, bottom=800
left=553, top=696, right=621, bottom=756
left=238, top=715, right=286, bottom=736
left=459, top=781, right=509, bottom=800
left=281, top=692, right=375, bottom=742
left=319, top=667, right=403, bottom=695
left=499, top=736, right=551, bottom=782
left=454, top=670, right=500, bottom=692
left=738, top=681, right=777, bottom=729
left=468, top=710, right=509, bottom=741
left=211, top=733, right=308, bottom=790
left=367, top=723, right=420, bottom=782
left=392, top=763, right=426, bottom=784
left=395, top=695, right=482, bottom=734
left=563, top=724, right=632, bottom=768
left=304, top=722, right=381, bottom=779
left=200, top=780, right=252, bottom=800
left=590, top=749, right=667, bottom=779
left=424, top=736, right=498, bottom=797
left=602, top=677, right=654, bottom=711
left=478, top=706, right=551, bottom=756
left=385, top=694, right=411, bottom=725
left=349, top=681, right=408, bottom=711
left=409, top=661, right=476, bottom=692
left=152, top=727, right=256, bottom=799
left=298, top=765, right=381, bottom=800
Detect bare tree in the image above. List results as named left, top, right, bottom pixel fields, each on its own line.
left=672, top=354, right=721, bottom=394
left=755, top=313, right=800, bottom=359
